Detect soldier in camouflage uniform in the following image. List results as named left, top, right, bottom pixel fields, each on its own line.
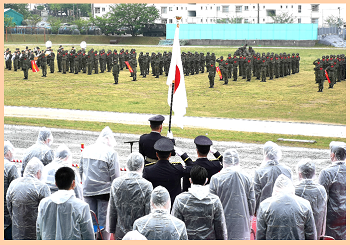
left=226, top=54, right=233, bottom=78
left=325, top=60, right=336, bottom=89
left=279, top=53, right=284, bottom=78
left=222, top=59, right=229, bottom=85
left=199, top=52, right=205, bottom=73
left=313, top=58, right=324, bottom=92
left=255, top=53, right=261, bottom=80
left=48, top=49, right=55, bottom=73
left=94, top=51, right=99, bottom=74
left=291, top=53, right=296, bottom=74
left=62, top=50, right=67, bottom=74
left=145, top=52, right=150, bottom=75
left=69, top=47, right=75, bottom=73
left=81, top=50, right=87, bottom=73
left=208, top=60, right=216, bottom=88
left=154, top=53, right=160, bottom=78
left=138, top=52, right=144, bottom=76
left=112, top=59, right=119, bottom=84
left=245, top=54, right=253, bottom=82
left=151, top=52, right=156, bottom=76
left=274, top=54, right=280, bottom=78
left=260, top=57, right=268, bottom=82
left=40, top=52, right=47, bottom=77
left=119, top=49, right=125, bottom=70
left=205, top=52, right=211, bottom=72
left=159, top=52, right=164, bottom=75
left=86, top=49, right=93, bottom=75
left=232, top=54, right=239, bottom=81
left=129, top=53, right=137, bottom=81
left=216, top=56, right=225, bottom=81
left=106, top=50, right=113, bottom=72
left=22, top=53, right=30, bottom=79
left=268, top=54, right=274, bottom=80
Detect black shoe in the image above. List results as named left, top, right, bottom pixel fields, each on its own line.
left=209, top=86, right=213, bottom=88
left=155, top=76, right=159, bottom=78
left=23, top=77, right=27, bottom=80
left=247, top=79, right=250, bottom=81
left=114, top=82, right=118, bottom=84
left=42, top=75, right=44, bottom=77
left=242, top=77, right=246, bottom=79
left=223, top=83, right=227, bottom=85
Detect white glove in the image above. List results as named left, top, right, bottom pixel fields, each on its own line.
left=174, top=146, right=184, bottom=156
left=167, top=131, right=174, bottom=139
left=210, top=146, right=217, bottom=154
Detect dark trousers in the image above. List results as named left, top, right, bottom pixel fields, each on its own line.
left=4, top=224, right=12, bottom=240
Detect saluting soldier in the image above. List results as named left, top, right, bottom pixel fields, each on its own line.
left=216, top=56, right=225, bottom=81
left=313, top=58, right=325, bottom=92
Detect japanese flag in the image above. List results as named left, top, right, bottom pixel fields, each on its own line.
left=166, top=23, right=187, bottom=129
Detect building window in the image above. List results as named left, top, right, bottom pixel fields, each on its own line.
left=169, top=19, right=172, bottom=23
left=206, top=7, right=207, bottom=10
left=236, top=5, right=242, bottom=13
left=217, top=6, right=220, bottom=11
left=263, top=6, right=265, bottom=9
left=169, top=7, right=172, bottom=11
left=188, top=11, right=196, bottom=17
left=222, top=6, right=229, bottom=13
left=311, top=18, right=318, bottom=24
left=244, top=6, right=248, bottom=11
left=181, top=7, right=183, bottom=10
left=176, top=7, right=178, bottom=10
left=210, top=6, right=212, bottom=10
left=263, top=19, right=265, bottom=22
left=161, top=18, right=167, bottom=24
left=161, top=7, right=167, bottom=14
left=102, top=8, right=105, bottom=12
left=95, top=7, right=100, bottom=14
left=311, top=4, right=319, bottom=12
left=291, top=5, right=293, bottom=8
left=298, top=18, right=301, bottom=23
left=201, top=6, right=203, bottom=10
left=298, top=5, right=301, bottom=13
left=266, top=10, right=276, bottom=17
left=253, top=6, right=255, bottom=9
left=201, top=19, right=203, bottom=23
left=280, top=5, right=283, bottom=8
left=286, top=5, right=288, bottom=8
left=210, top=19, right=213, bottom=22
left=244, top=19, right=249, bottom=23
left=186, top=7, right=187, bottom=10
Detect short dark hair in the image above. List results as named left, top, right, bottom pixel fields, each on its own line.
left=298, top=160, right=316, bottom=179
left=190, top=165, right=208, bottom=185
left=150, top=123, right=162, bottom=131
left=55, top=167, right=75, bottom=190
left=333, top=147, right=346, bottom=161
left=196, top=145, right=210, bottom=156
left=156, top=151, right=171, bottom=160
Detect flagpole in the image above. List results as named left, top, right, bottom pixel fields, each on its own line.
left=168, top=80, right=175, bottom=133
left=168, top=16, right=182, bottom=134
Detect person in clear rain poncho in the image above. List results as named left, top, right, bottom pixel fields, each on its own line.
left=21, top=127, right=54, bottom=176
left=42, top=144, right=83, bottom=199
left=171, top=165, right=227, bottom=240
left=256, top=174, right=317, bottom=240
left=79, top=126, right=120, bottom=240
left=209, top=149, right=255, bottom=240
left=36, top=167, right=95, bottom=240
left=6, top=157, right=51, bottom=240
left=295, top=159, right=327, bottom=240
left=107, top=152, right=153, bottom=240
left=133, top=186, right=188, bottom=240
left=318, top=141, right=346, bottom=240
left=253, top=141, right=292, bottom=213
left=4, top=141, right=20, bottom=240
left=122, top=230, right=147, bottom=240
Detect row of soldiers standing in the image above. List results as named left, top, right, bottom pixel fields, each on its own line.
left=4, top=47, right=55, bottom=79
left=313, top=54, right=346, bottom=92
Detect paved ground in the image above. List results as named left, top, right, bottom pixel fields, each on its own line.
left=5, top=106, right=346, bottom=138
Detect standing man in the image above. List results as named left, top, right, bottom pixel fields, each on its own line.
left=295, top=159, right=327, bottom=240
left=172, top=165, right=227, bottom=240
left=318, top=141, right=346, bottom=240
left=4, top=141, right=20, bottom=240
left=112, top=59, right=119, bottom=84
left=256, top=174, right=317, bottom=240
left=6, top=157, right=51, bottom=240
left=79, top=126, right=120, bottom=240
left=139, top=115, right=166, bottom=165
left=208, top=60, right=216, bottom=88
left=21, top=127, right=54, bottom=176
left=133, top=186, right=188, bottom=240
left=107, top=153, right=153, bottom=240
left=177, top=135, right=223, bottom=192
left=36, top=167, right=94, bottom=240
left=210, top=149, right=255, bottom=240
left=143, top=137, right=193, bottom=205
left=48, top=49, right=55, bottom=73
left=22, top=52, right=30, bottom=80
left=40, top=53, right=47, bottom=77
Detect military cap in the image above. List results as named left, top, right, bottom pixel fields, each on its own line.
left=194, top=135, right=212, bottom=146
left=72, top=46, right=74, bottom=48
left=149, top=114, right=165, bottom=124
left=296, top=53, right=299, bottom=55
left=154, top=137, right=174, bottom=152
left=322, top=56, right=325, bottom=59
left=326, top=55, right=329, bottom=58
left=26, top=46, right=28, bottom=49
left=207, top=52, right=210, bottom=54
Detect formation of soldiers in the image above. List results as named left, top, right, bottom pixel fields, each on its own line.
left=205, top=44, right=301, bottom=88
left=313, top=54, right=346, bottom=92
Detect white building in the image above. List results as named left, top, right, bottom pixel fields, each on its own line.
left=91, top=3, right=346, bottom=27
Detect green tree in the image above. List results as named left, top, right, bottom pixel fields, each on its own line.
left=36, top=5, right=44, bottom=11
left=89, top=15, right=117, bottom=36
left=27, top=14, right=41, bottom=27
left=47, top=17, right=62, bottom=34
left=4, top=15, right=16, bottom=28
left=324, top=15, right=344, bottom=28
left=269, top=12, right=295, bottom=23
left=73, top=18, right=90, bottom=34
left=108, top=3, right=160, bottom=36
left=4, top=4, right=30, bottom=19
left=216, top=17, right=243, bottom=24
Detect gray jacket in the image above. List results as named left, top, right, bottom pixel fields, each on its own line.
left=4, top=158, right=20, bottom=229
left=6, top=176, right=51, bottom=240
left=79, top=142, right=120, bottom=196
left=210, top=166, right=255, bottom=240
left=318, top=161, right=346, bottom=240
left=172, top=185, right=227, bottom=240
left=21, top=142, right=54, bottom=176
left=257, top=194, right=317, bottom=240
left=133, top=209, right=188, bottom=240
left=107, top=172, right=153, bottom=239
left=295, top=179, right=327, bottom=239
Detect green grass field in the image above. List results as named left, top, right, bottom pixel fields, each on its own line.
left=4, top=43, right=346, bottom=148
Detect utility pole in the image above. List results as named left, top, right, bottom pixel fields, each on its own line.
left=257, top=4, right=260, bottom=23
left=73, top=4, right=75, bottom=20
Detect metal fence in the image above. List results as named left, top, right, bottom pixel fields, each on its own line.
left=317, top=27, right=346, bottom=40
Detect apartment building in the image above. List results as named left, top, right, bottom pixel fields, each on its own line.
left=91, top=3, right=346, bottom=28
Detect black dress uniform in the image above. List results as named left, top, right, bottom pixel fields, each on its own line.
left=142, top=137, right=193, bottom=205
left=179, top=136, right=223, bottom=191
left=139, top=115, right=165, bottom=164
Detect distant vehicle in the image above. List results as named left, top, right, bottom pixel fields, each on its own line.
left=36, top=22, right=51, bottom=28
left=142, top=23, right=166, bottom=37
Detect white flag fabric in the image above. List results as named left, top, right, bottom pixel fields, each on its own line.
left=166, top=23, right=188, bottom=129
